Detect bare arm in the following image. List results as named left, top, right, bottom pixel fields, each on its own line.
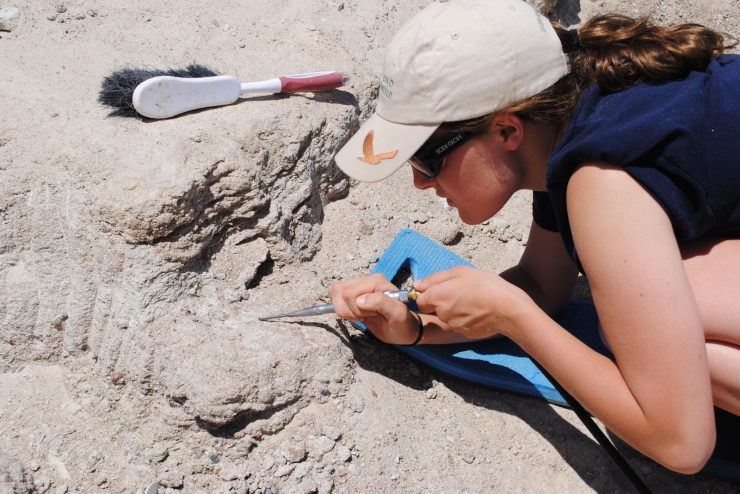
left=501, top=221, right=579, bottom=315
left=509, top=163, right=715, bottom=472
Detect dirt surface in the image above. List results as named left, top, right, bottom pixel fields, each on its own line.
left=1, top=1, right=738, bottom=493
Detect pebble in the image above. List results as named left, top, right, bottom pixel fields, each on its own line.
left=33, top=477, right=51, bottom=492
left=280, top=442, right=307, bottom=463
left=357, top=220, right=374, bottom=236
left=145, top=448, right=169, bottom=464
left=425, top=388, right=438, bottom=399
left=275, top=464, right=295, bottom=477
left=56, top=5, right=67, bottom=14
left=441, top=228, right=463, bottom=246
left=51, top=314, right=68, bottom=330
left=0, top=7, right=21, bottom=32
left=110, top=371, right=125, bottom=385
left=56, top=486, right=68, bottom=494
left=317, top=477, right=334, bottom=494
left=159, top=472, right=183, bottom=488
left=334, top=445, right=352, bottom=463
left=312, top=435, right=336, bottom=455
left=292, top=461, right=312, bottom=479
left=408, top=212, right=429, bottom=224
left=321, top=425, right=341, bottom=441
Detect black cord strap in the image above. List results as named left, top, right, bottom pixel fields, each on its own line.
left=401, top=310, right=424, bottom=346
left=533, top=362, right=652, bottom=494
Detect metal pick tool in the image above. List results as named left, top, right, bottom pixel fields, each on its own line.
left=258, top=289, right=419, bottom=321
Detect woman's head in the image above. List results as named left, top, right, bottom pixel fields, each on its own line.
left=335, top=0, right=732, bottom=185
left=334, top=0, right=569, bottom=182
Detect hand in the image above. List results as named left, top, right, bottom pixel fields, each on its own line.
left=414, top=266, right=533, bottom=340
left=328, top=274, right=422, bottom=345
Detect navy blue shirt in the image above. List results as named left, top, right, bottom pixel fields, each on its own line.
left=534, top=55, right=740, bottom=270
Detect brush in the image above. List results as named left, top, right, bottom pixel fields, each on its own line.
left=98, top=64, right=350, bottom=119
left=259, top=289, right=419, bottom=321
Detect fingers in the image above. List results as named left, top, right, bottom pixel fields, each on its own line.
left=356, top=292, right=409, bottom=325
left=414, top=266, right=471, bottom=292
left=328, top=273, right=397, bottom=320
left=414, top=266, right=472, bottom=313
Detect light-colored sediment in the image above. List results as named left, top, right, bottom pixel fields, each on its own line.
left=1, top=0, right=738, bottom=492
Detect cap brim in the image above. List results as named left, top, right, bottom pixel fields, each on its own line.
left=334, top=113, right=438, bottom=182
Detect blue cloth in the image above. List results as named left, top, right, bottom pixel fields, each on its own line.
left=534, top=55, right=740, bottom=268
left=368, top=229, right=611, bottom=406
left=369, top=229, right=740, bottom=482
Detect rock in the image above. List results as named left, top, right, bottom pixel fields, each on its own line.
left=310, top=436, right=336, bottom=456
left=145, top=448, right=169, bottom=464
left=441, top=227, right=463, bottom=246
left=159, top=471, right=184, bottom=489
left=33, top=476, right=51, bottom=492
left=291, top=461, right=312, bottom=480
left=0, top=7, right=22, bottom=32
left=425, top=388, right=437, bottom=400
left=321, top=426, right=341, bottom=442
left=279, top=442, right=307, bottom=464
left=333, top=446, right=352, bottom=463
left=274, top=464, right=294, bottom=477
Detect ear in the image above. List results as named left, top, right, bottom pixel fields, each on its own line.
left=489, top=113, right=525, bottom=151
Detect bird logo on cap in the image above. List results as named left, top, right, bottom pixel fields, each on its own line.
left=357, top=130, right=398, bottom=165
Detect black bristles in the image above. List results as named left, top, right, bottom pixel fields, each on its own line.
left=98, top=64, right=219, bottom=118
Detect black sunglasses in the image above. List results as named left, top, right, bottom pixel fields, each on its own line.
left=408, top=131, right=474, bottom=179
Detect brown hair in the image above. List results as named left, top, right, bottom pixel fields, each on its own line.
left=442, top=14, right=735, bottom=133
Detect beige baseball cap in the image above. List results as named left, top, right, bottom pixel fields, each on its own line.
left=334, top=0, right=569, bottom=182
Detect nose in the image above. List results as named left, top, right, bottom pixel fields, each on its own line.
left=411, top=166, right=436, bottom=190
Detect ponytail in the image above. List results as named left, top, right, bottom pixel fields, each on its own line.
left=561, top=14, right=733, bottom=92
left=443, top=15, right=734, bottom=133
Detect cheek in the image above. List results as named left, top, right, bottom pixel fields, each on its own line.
left=450, top=159, right=513, bottom=223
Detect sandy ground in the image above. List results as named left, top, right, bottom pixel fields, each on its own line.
left=1, top=0, right=739, bottom=493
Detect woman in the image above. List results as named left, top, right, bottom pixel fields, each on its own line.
left=331, top=0, right=739, bottom=474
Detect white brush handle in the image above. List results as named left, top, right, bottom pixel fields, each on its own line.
left=133, top=71, right=350, bottom=119
left=133, top=75, right=241, bottom=119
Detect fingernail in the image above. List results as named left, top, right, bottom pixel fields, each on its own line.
left=357, top=296, right=367, bottom=307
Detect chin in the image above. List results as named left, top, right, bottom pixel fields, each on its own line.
left=457, top=209, right=490, bottom=225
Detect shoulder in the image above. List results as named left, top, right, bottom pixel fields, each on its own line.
left=566, top=163, right=677, bottom=274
